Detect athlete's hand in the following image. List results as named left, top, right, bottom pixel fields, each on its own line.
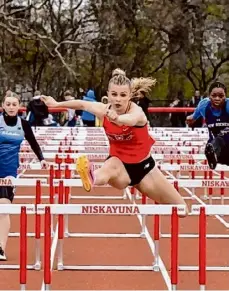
left=106, top=109, right=119, bottom=122
left=186, top=114, right=194, bottom=126
left=41, top=96, right=58, bottom=107
left=40, top=160, right=49, bottom=169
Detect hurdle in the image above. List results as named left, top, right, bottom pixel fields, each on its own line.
left=24, top=139, right=206, bottom=147
left=19, top=152, right=209, bottom=163
left=179, top=205, right=229, bottom=274
left=38, top=203, right=229, bottom=291
left=38, top=204, right=186, bottom=274
left=52, top=178, right=229, bottom=240
left=21, top=144, right=204, bottom=154
left=0, top=178, right=47, bottom=270
left=18, top=155, right=229, bottom=204
left=18, top=163, right=127, bottom=201
left=16, top=152, right=229, bottom=205
left=0, top=205, right=34, bottom=280
left=10, top=176, right=229, bottom=238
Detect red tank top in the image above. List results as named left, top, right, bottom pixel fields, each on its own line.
left=103, top=116, right=155, bottom=163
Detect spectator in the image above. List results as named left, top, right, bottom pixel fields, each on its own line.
left=189, top=90, right=203, bottom=128
left=202, top=91, right=208, bottom=99
left=169, top=91, right=186, bottom=127
left=81, top=89, right=96, bottom=126
left=60, top=90, right=77, bottom=127
left=26, top=90, right=49, bottom=126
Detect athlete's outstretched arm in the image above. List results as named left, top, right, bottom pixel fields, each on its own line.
left=107, top=103, right=147, bottom=127
left=41, top=96, right=107, bottom=119
left=186, top=98, right=209, bottom=126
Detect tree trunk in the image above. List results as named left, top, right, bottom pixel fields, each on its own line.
left=168, top=25, right=187, bottom=99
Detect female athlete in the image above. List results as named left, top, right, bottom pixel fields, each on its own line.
left=187, top=81, right=229, bottom=169
left=0, top=91, right=48, bottom=260
left=41, top=71, right=187, bottom=214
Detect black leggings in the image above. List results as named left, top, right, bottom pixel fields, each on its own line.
left=107, top=155, right=156, bottom=186
left=0, top=187, right=15, bottom=202
left=82, top=120, right=95, bottom=127
left=209, top=135, right=229, bottom=165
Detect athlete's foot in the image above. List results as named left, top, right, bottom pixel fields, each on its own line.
left=76, top=155, right=94, bottom=192
left=0, top=246, right=7, bottom=261
left=205, top=143, right=218, bottom=170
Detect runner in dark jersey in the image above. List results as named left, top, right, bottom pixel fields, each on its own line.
left=187, top=81, right=229, bottom=169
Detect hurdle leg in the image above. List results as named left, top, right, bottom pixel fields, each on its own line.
left=191, top=161, right=196, bottom=198
left=57, top=239, right=64, bottom=270
left=202, top=169, right=208, bottom=200
left=34, top=239, right=41, bottom=270
left=51, top=215, right=54, bottom=237
left=64, top=167, right=72, bottom=237
left=140, top=194, right=146, bottom=238
left=220, top=171, right=225, bottom=211
left=57, top=181, right=64, bottom=270
left=153, top=209, right=160, bottom=272
left=171, top=207, right=179, bottom=291
left=49, top=166, right=55, bottom=237
left=64, top=186, right=70, bottom=237
left=202, top=187, right=208, bottom=200
left=122, top=189, right=127, bottom=200
left=64, top=215, right=69, bottom=237
left=35, top=181, right=41, bottom=270
left=129, top=187, right=136, bottom=202
left=44, top=207, right=51, bottom=291
left=20, top=207, right=27, bottom=291
left=199, top=207, right=206, bottom=291
left=135, top=188, right=141, bottom=200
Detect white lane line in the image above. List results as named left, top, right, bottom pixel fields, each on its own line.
left=183, top=186, right=229, bottom=227
left=177, top=152, right=229, bottom=227
left=126, top=187, right=172, bottom=291
left=40, top=222, right=59, bottom=291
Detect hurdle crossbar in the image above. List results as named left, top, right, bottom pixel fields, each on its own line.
left=41, top=204, right=222, bottom=291
left=0, top=204, right=35, bottom=214
left=36, top=204, right=229, bottom=216
left=37, top=204, right=187, bottom=215
left=0, top=178, right=47, bottom=187
left=22, top=145, right=202, bottom=153
left=18, top=161, right=229, bottom=172
left=23, top=139, right=205, bottom=146
left=3, top=177, right=228, bottom=189
left=19, top=152, right=208, bottom=161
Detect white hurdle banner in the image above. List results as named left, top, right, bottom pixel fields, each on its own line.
left=37, top=204, right=187, bottom=215
left=51, top=178, right=229, bottom=188
left=18, top=161, right=229, bottom=172
left=20, top=145, right=203, bottom=153
left=2, top=202, right=229, bottom=216
left=5, top=203, right=226, bottom=216
left=33, top=126, right=207, bottom=132
left=0, top=204, right=35, bottom=214
left=33, top=135, right=207, bottom=142
left=19, top=152, right=207, bottom=161
left=1, top=177, right=228, bottom=188
left=22, top=140, right=206, bottom=147
left=0, top=178, right=47, bottom=186
left=159, top=163, right=229, bottom=172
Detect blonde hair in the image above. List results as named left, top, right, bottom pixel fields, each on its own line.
left=112, top=68, right=126, bottom=77
left=109, top=69, right=131, bottom=89
left=131, top=77, right=157, bottom=98
left=3, top=90, right=20, bottom=102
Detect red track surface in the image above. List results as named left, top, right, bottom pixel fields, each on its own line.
left=1, top=169, right=229, bottom=290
